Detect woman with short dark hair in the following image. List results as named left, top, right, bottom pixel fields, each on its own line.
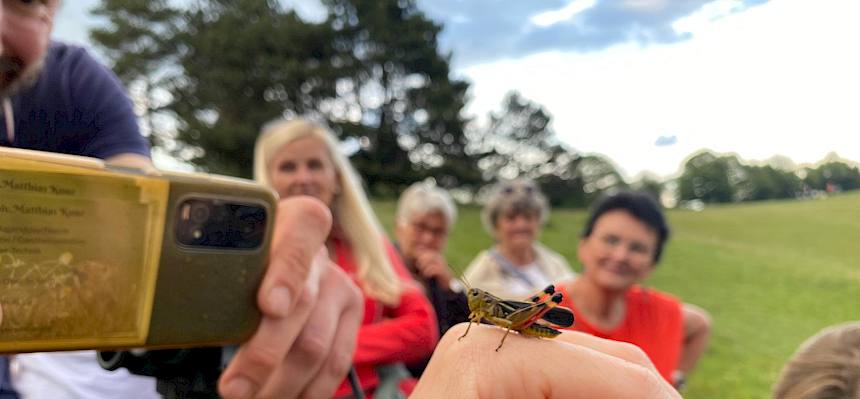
left=556, top=191, right=711, bottom=390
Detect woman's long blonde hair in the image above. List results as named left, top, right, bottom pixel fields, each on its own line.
left=254, top=119, right=401, bottom=305
left=772, top=322, right=860, bottom=399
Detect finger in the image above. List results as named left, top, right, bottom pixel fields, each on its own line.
left=414, top=324, right=679, bottom=399
left=255, top=264, right=360, bottom=398
left=260, top=197, right=332, bottom=317
left=219, top=261, right=321, bottom=398
left=299, top=267, right=364, bottom=399
left=415, top=253, right=445, bottom=276
left=555, top=330, right=660, bottom=373
left=219, top=237, right=327, bottom=398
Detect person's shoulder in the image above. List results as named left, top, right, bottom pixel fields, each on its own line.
left=462, top=249, right=493, bottom=275
left=45, top=41, right=98, bottom=71
left=40, top=41, right=111, bottom=95
left=534, top=243, right=569, bottom=263
left=534, top=242, right=558, bottom=256
left=534, top=243, right=574, bottom=273
left=465, top=249, right=492, bottom=266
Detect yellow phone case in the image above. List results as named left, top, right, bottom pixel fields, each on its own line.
left=0, top=147, right=276, bottom=353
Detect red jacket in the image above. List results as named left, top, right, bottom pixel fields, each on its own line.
left=332, top=236, right=438, bottom=397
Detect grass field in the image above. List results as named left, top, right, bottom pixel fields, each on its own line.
left=373, top=191, right=860, bottom=398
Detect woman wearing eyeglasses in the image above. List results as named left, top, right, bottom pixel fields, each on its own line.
left=555, top=191, right=711, bottom=390
left=462, top=179, right=575, bottom=299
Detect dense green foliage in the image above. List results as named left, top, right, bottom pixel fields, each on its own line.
left=678, top=150, right=860, bottom=204
left=91, top=0, right=475, bottom=191
left=91, top=2, right=860, bottom=205
left=375, top=192, right=860, bottom=398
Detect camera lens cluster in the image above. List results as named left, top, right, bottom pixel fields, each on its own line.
left=176, top=197, right=267, bottom=250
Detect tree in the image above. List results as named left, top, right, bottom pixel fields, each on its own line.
left=678, top=151, right=743, bottom=203
left=802, top=162, right=860, bottom=192
left=89, top=0, right=181, bottom=148
left=169, top=0, right=344, bottom=177
left=538, top=154, right=626, bottom=208
left=468, top=92, right=574, bottom=182
left=320, top=0, right=475, bottom=194
left=91, top=0, right=475, bottom=193
left=631, top=173, right=664, bottom=203
left=742, top=165, right=802, bottom=201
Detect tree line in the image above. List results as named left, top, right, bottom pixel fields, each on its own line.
left=90, top=0, right=860, bottom=207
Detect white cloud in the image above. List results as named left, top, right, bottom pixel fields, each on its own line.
left=530, top=0, right=598, bottom=28
left=621, top=0, right=670, bottom=13
left=461, top=0, right=860, bottom=178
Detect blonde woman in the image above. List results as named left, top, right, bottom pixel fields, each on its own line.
left=772, top=322, right=860, bottom=399
left=254, top=119, right=437, bottom=397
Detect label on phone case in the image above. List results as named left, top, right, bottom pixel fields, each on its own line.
left=0, top=159, right=167, bottom=352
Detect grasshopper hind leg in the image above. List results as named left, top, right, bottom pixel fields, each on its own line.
left=494, top=319, right=515, bottom=351
left=495, top=327, right=514, bottom=351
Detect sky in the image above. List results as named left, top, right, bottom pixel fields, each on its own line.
left=54, top=0, right=860, bottom=179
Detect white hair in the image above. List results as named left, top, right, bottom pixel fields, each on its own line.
left=396, top=181, right=457, bottom=227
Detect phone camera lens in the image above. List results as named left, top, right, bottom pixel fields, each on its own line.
left=190, top=203, right=211, bottom=224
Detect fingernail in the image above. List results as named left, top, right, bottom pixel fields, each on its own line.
left=223, top=378, right=254, bottom=399
left=268, top=286, right=292, bottom=316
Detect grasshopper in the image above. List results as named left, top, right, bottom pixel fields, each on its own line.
left=459, top=284, right=575, bottom=351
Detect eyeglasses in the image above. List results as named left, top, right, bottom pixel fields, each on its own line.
left=410, top=221, right=448, bottom=239
left=501, top=184, right=536, bottom=196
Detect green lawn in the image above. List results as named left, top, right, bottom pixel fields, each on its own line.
left=373, top=192, right=860, bottom=398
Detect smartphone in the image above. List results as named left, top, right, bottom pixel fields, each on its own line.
left=0, top=147, right=276, bottom=353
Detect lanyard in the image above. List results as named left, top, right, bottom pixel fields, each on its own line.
left=489, top=248, right=537, bottom=288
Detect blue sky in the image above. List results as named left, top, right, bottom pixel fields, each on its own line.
left=55, top=0, right=860, bottom=178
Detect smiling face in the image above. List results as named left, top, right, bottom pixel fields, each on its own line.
left=578, top=209, right=659, bottom=292
left=494, top=210, right=540, bottom=254
left=395, top=210, right=449, bottom=262
left=1, top=0, right=59, bottom=95
left=267, top=135, right=341, bottom=207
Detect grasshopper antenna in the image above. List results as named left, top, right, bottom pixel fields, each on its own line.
left=459, top=273, right=472, bottom=291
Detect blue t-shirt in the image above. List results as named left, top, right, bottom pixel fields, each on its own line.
left=0, top=41, right=149, bottom=159
left=0, top=41, right=149, bottom=398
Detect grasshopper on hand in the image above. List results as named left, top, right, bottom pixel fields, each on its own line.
left=458, top=284, right=575, bottom=351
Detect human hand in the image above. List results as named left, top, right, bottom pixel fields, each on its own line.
left=413, top=250, right=454, bottom=289
left=218, top=197, right=364, bottom=399
left=411, top=323, right=681, bottom=399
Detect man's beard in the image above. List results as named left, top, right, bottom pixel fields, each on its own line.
left=0, top=56, right=43, bottom=98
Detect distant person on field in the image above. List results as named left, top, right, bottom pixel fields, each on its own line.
left=772, top=321, right=860, bottom=399
left=462, top=179, right=575, bottom=299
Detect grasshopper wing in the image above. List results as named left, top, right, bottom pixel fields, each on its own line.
left=500, top=300, right=574, bottom=328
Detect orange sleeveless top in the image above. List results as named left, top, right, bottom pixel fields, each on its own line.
left=557, top=284, right=683, bottom=382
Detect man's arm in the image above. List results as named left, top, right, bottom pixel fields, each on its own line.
left=104, top=153, right=154, bottom=169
